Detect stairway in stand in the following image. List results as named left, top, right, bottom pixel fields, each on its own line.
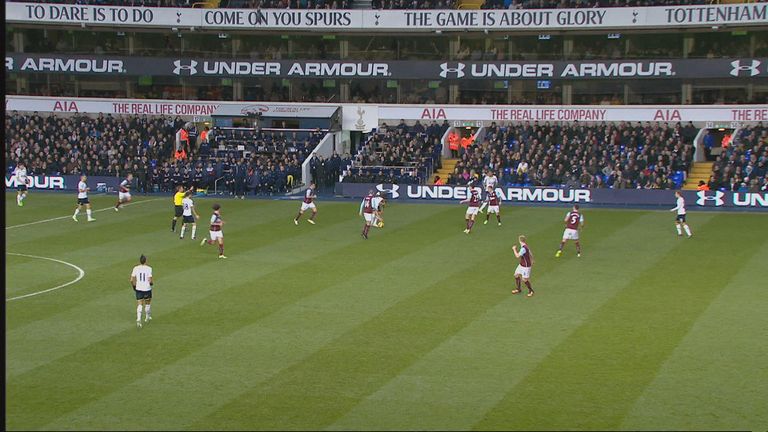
left=683, top=162, right=714, bottom=190
left=432, top=159, right=459, bottom=184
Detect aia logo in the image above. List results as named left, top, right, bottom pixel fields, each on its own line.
left=376, top=183, right=400, bottom=199
left=173, top=60, right=198, bottom=76
left=439, top=62, right=465, bottom=79
left=696, top=190, right=725, bottom=206
left=729, top=60, right=761, bottom=77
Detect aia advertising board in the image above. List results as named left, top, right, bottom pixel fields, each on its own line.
left=335, top=183, right=768, bottom=211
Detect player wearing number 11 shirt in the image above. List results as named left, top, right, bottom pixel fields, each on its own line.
left=556, top=204, right=584, bottom=258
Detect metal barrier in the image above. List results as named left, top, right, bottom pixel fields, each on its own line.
left=213, top=176, right=227, bottom=195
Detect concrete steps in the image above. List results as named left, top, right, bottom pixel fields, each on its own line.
left=683, top=162, right=714, bottom=190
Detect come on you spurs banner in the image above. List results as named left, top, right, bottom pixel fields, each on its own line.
left=5, top=2, right=767, bottom=31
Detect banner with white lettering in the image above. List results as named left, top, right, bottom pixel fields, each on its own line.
left=6, top=2, right=767, bottom=31
left=5, top=175, right=122, bottom=191
left=6, top=54, right=768, bottom=81
left=5, top=96, right=767, bottom=124
left=335, top=183, right=768, bottom=211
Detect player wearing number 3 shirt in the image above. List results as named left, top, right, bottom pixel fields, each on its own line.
left=556, top=204, right=584, bottom=258
left=359, top=190, right=375, bottom=239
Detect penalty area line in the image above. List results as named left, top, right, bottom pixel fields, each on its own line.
left=6, top=253, right=85, bottom=301
left=6, top=197, right=165, bottom=230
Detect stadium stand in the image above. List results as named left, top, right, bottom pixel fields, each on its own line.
left=708, top=124, right=768, bottom=192
left=4, top=112, right=330, bottom=195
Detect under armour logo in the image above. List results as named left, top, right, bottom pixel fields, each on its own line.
left=173, top=60, right=198, bottom=75
left=730, top=60, right=761, bottom=77
left=696, top=190, right=725, bottom=206
left=376, top=183, right=399, bottom=199
left=439, top=62, right=465, bottom=79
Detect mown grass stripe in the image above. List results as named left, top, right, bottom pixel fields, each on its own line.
left=472, top=213, right=766, bottom=430
left=6, top=204, right=454, bottom=430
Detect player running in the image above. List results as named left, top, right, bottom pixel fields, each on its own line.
left=512, top=235, right=535, bottom=297
left=294, top=182, right=318, bottom=225
left=200, top=203, right=227, bottom=259
left=459, top=187, right=481, bottom=234
left=371, top=192, right=386, bottom=228
left=72, top=175, right=95, bottom=222
left=13, top=163, right=29, bottom=207
left=131, top=254, right=154, bottom=328
left=179, top=191, right=200, bottom=240
left=359, top=190, right=375, bottom=239
left=670, top=191, right=693, bottom=238
left=114, top=173, right=133, bottom=211
left=556, top=204, right=584, bottom=258
left=171, top=185, right=190, bottom=233
left=483, top=186, right=502, bottom=226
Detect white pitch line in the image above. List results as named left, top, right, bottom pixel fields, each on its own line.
left=6, top=253, right=85, bottom=301
left=6, top=197, right=165, bottom=230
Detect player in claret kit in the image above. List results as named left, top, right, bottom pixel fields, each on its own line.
left=670, top=191, right=693, bottom=238
left=294, top=182, right=318, bottom=225
left=200, top=203, right=226, bottom=259
left=556, top=204, right=584, bottom=258
left=13, top=162, right=29, bottom=207
left=512, top=235, right=535, bottom=297
left=114, top=173, right=133, bottom=211
left=459, top=186, right=481, bottom=234
left=483, top=186, right=502, bottom=226
left=359, top=190, right=375, bottom=239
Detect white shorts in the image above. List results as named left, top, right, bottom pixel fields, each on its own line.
left=487, top=205, right=500, bottom=214
left=563, top=228, right=579, bottom=240
left=466, top=207, right=479, bottom=217
left=364, top=213, right=374, bottom=223
left=514, top=265, right=531, bottom=279
left=119, top=192, right=131, bottom=201
left=209, top=230, right=223, bottom=241
left=300, top=202, right=316, bottom=212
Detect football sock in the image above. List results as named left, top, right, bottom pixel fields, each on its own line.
left=310, top=212, right=317, bottom=221
left=191, top=226, right=197, bottom=238
left=576, top=243, right=581, bottom=254
left=17, top=195, right=21, bottom=205
left=525, top=280, right=534, bottom=293
left=218, top=244, right=224, bottom=255
left=515, top=277, right=521, bottom=290
left=86, top=209, right=92, bottom=218
left=295, top=213, right=302, bottom=221
left=684, top=225, right=692, bottom=236
left=468, top=220, right=475, bottom=230
left=172, top=219, right=177, bottom=231
left=559, top=242, right=565, bottom=251
left=144, top=304, right=151, bottom=318
left=485, top=214, right=490, bottom=222
left=115, top=201, right=121, bottom=209
left=74, top=208, right=80, bottom=217
left=496, top=215, right=501, bottom=223
left=180, top=226, right=186, bottom=238
left=136, top=305, right=142, bottom=321
left=676, top=225, right=682, bottom=235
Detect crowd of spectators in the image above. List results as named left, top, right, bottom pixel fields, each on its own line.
left=4, top=112, right=325, bottom=196
left=444, top=120, right=697, bottom=189
left=342, top=119, right=447, bottom=184
left=707, top=125, right=768, bottom=192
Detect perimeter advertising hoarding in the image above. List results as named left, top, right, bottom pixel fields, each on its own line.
left=334, top=183, right=768, bottom=211
left=5, top=175, right=123, bottom=192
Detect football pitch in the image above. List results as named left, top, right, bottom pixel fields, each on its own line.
left=5, top=192, right=767, bottom=431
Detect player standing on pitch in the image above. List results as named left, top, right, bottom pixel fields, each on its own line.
left=483, top=186, right=502, bottom=226
left=171, top=185, right=190, bottom=233
left=556, top=204, right=584, bottom=258
left=670, top=191, right=693, bottom=238
left=459, top=186, right=481, bottom=234
left=72, top=175, right=95, bottom=222
left=13, top=162, right=29, bottom=207
left=371, top=192, right=386, bottom=228
left=179, top=191, right=200, bottom=240
left=294, top=182, right=318, bottom=225
left=200, top=203, right=227, bottom=259
left=360, top=190, right=375, bottom=239
left=115, top=173, right=133, bottom=211
left=512, top=235, right=535, bottom=297
left=130, top=254, right=154, bottom=328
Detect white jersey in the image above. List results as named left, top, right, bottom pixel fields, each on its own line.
left=483, top=175, right=498, bottom=189
left=182, top=197, right=195, bottom=216
left=14, top=167, right=28, bottom=184
left=131, top=264, right=153, bottom=291
left=372, top=196, right=384, bottom=210
left=77, top=181, right=88, bottom=199
left=672, top=197, right=686, bottom=215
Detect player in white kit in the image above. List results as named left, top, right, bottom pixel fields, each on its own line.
left=371, top=192, right=386, bottom=228
left=114, top=173, right=133, bottom=211
left=130, top=254, right=154, bottom=328
left=13, top=163, right=29, bottom=207
left=72, top=175, right=95, bottom=222
left=179, top=191, right=200, bottom=240
left=670, top=191, right=693, bottom=238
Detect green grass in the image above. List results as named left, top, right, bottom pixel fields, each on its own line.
left=5, top=192, right=768, bottom=431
